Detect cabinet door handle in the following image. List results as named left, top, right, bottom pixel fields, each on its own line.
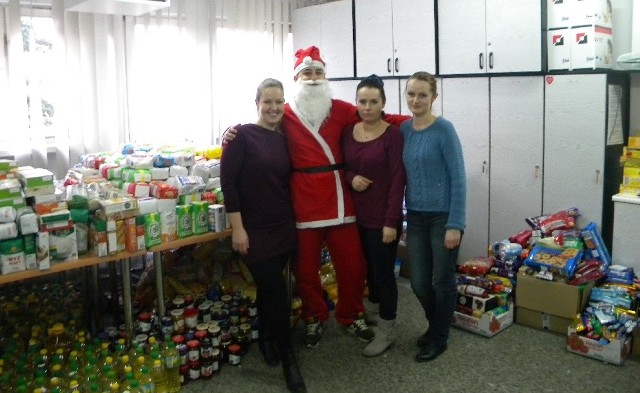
left=595, top=169, right=600, bottom=183
left=387, top=58, right=391, bottom=73
left=482, top=160, right=487, bottom=173
left=395, top=57, right=399, bottom=73
left=479, top=53, right=484, bottom=70
left=535, top=164, right=540, bottom=179
left=489, top=52, right=494, bottom=69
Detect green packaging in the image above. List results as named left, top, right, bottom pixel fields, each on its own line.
left=191, top=201, right=209, bottom=235
left=143, top=212, right=162, bottom=247
left=176, top=205, right=193, bottom=238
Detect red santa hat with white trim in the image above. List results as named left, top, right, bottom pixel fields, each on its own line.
left=293, top=46, right=326, bottom=75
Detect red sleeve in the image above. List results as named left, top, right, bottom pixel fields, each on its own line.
left=383, top=113, right=411, bottom=127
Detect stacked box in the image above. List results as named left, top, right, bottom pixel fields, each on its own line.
left=546, top=0, right=613, bottom=70
left=515, top=271, right=595, bottom=334
left=619, top=136, right=640, bottom=194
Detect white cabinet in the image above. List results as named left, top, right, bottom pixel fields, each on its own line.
left=543, top=74, right=607, bottom=229
left=355, top=0, right=436, bottom=77
left=442, top=76, right=544, bottom=262
left=441, top=78, right=490, bottom=262
left=489, top=77, right=544, bottom=243
left=438, top=0, right=541, bottom=75
left=292, top=0, right=354, bottom=78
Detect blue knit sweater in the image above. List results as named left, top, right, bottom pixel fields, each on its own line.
left=400, top=117, right=466, bottom=230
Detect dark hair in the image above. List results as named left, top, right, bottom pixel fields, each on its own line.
left=255, top=78, right=284, bottom=103
left=356, top=74, right=386, bottom=104
left=406, top=71, right=437, bottom=95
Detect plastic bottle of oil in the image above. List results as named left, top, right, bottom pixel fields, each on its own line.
left=150, top=358, right=167, bottom=393
left=161, top=341, right=180, bottom=393
left=46, top=323, right=73, bottom=358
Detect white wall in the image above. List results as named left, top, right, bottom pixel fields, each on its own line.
left=634, top=0, right=640, bottom=52
left=612, top=0, right=633, bottom=58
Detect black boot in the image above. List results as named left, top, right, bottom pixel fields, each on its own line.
left=281, top=346, right=307, bottom=393
left=258, top=336, right=281, bottom=367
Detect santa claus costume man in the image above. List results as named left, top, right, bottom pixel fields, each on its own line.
left=283, top=46, right=407, bottom=348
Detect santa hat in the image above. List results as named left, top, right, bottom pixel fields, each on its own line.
left=293, top=46, right=326, bottom=75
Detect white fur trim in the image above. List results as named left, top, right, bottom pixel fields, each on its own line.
left=294, top=59, right=325, bottom=75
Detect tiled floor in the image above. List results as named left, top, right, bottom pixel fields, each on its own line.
left=180, top=278, right=640, bottom=393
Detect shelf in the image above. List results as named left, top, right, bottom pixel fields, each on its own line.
left=0, top=249, right=148, bottom=286
left=148, top=229, right=233, bottom=253
left=65, top=0, right=170, bottom=17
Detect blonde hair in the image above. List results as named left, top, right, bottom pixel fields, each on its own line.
left=406, top=71, right=437, bottom=95
left=256, top=78, right=284, bottom=103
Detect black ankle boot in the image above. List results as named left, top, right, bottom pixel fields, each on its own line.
left=281, top=347, right=307, bottom=393
left=258, top=337, right=280, bottom=367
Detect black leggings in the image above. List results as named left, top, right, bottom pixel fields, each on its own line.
left=246, top=252, right=292, bottom=347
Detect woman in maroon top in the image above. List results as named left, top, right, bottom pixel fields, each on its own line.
left=220, top=78, right=306, bottom=393
left=342, top=74, right=406, bottom=357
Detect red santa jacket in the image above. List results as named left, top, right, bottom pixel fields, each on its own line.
left=283, top=99, right=408, bottom=228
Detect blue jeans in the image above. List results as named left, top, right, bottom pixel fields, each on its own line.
left=358, top=224, right=400, bottom=320
left=406, top=211, right=460, bottom=344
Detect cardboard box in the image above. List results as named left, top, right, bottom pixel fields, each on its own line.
left=547, top=0, right=574, bottom=29
left=516, top=306, right=572, bottom=335
left=48, top=225, right=78, bottom=262
left=99, top=197, right=138, bottom=216
left=457, top=294, right=499, bottom=314
left=451, top=303, right=514, bottom=337
left=547, top=29, right=572, bottom=70
left=0, top=179, right=22, bottom=199
left=547, top=0, right=613, bottom=29
left=36, top=231, right=50, bottom=270
left=570, top=25, right=613, bottom=69
left=0, top=196, right=26, bottom=209
left=17, top=168, right=54, bottom=188
left=572, top=0, right=613, bottom=28
left=515, top=271, right=594, bottom=318
left=567, top=327, right=632, bottom=365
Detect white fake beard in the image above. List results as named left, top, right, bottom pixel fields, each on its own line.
left=293, top=79, right=332, bottom=128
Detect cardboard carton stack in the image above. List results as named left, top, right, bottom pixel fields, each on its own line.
left=547, top=0, right=614, bottom=70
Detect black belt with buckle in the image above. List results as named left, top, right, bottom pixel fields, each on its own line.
left=293, top=163, right=344, bottom=173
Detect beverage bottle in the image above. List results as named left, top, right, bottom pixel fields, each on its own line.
left=49, top=363, right=68, bottom=391
left=161, top=341, right=180, bottom=393
left=136, top=366, right=154, bottom=393
left=133, top=356, right=147, bottom=380
left=99, top=370, right=118, bottom=393
left=46, top=323, right=73, bottom=357
left=122, top=379, right=142, bottom=393
left=150, top=358, right=167, bottom=393
left=32, top=376, right=49, bottom=393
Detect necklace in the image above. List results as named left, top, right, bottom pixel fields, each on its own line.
left=355, top=121, right=387, bottom=141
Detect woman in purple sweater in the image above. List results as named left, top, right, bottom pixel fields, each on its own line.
left=342, top=74, right=406, bottom=357
left=220, top=78, right=306, bottom=393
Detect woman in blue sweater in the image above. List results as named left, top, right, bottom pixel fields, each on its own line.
left=400, top=71, right=466, bottom=363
